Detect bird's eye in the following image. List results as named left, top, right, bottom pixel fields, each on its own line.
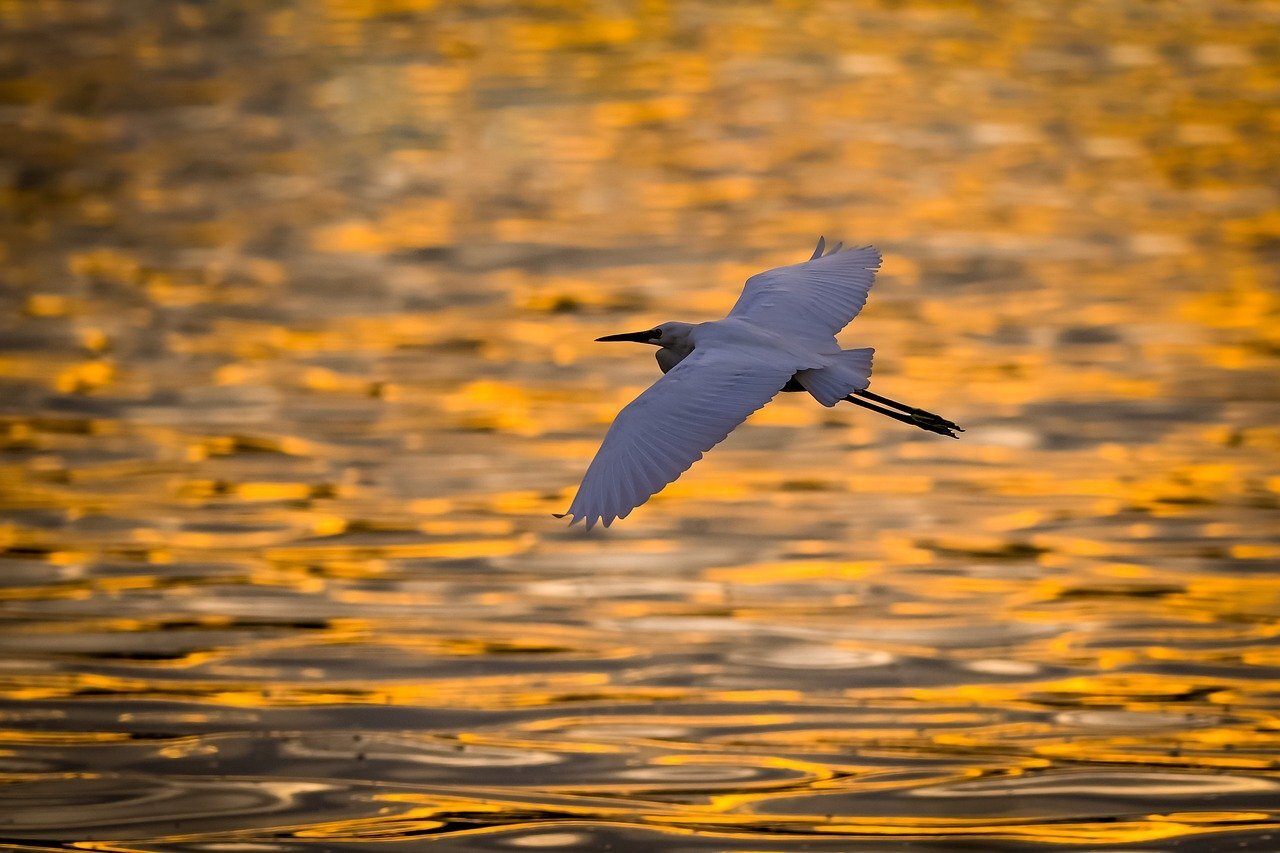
left=650, top=328, right=662, bottom=338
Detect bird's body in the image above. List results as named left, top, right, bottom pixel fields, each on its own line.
left=561, top=238, right=961, bottom=529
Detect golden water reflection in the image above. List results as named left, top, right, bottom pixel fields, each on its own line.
left=1, top=0, right=1278, bottom=849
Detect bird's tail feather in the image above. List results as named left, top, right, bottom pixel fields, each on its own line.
left=796, top=347, right=874, bottom=406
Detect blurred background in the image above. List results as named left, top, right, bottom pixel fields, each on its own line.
left=1, top=0, right=1278, bottom=850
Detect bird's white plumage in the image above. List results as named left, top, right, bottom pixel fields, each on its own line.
left=795, top=346, right=874, bottom=406
left=729, top=245, right=882, bottom=341
left=558, top=238, right=941, bottom=530
left=564, top=339, right=798, bottom=529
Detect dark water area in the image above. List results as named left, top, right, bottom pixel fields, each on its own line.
left=1, top=0, right=1278, bottom=850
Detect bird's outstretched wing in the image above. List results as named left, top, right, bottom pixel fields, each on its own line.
left=728, top=241, right=881, bottom=340
left=563, top=347, right=796, bottom=529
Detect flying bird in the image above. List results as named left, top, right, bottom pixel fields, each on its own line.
left=559, top=237, right=962, bottom=529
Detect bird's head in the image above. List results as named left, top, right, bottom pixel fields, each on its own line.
left=596, top=322, right=692, bottom=347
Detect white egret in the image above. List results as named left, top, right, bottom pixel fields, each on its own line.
left=558, top=238, right=962, bottom=529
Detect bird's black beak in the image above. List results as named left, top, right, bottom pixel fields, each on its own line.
left=595, top=329, right=655, bottom=343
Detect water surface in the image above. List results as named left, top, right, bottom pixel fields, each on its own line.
left=1, top=0, right=1278, bottom=849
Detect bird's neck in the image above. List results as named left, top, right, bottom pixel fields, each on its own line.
left=655, top=345, right=691, bottom=374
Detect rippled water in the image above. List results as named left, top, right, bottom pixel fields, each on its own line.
left=1, top=1, right=1278, bottom=850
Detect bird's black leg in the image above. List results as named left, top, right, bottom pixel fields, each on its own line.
left=842, top=394, right=960, bottom=438
left=852, top=389, right=964, bottom=434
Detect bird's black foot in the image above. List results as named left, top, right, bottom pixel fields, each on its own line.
left=913, top=417, right=961, bottom=439
left=906, top=407, right=964, bottom=435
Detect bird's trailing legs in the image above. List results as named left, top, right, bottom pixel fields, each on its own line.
left=843, top=389, right=963, bottom=438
